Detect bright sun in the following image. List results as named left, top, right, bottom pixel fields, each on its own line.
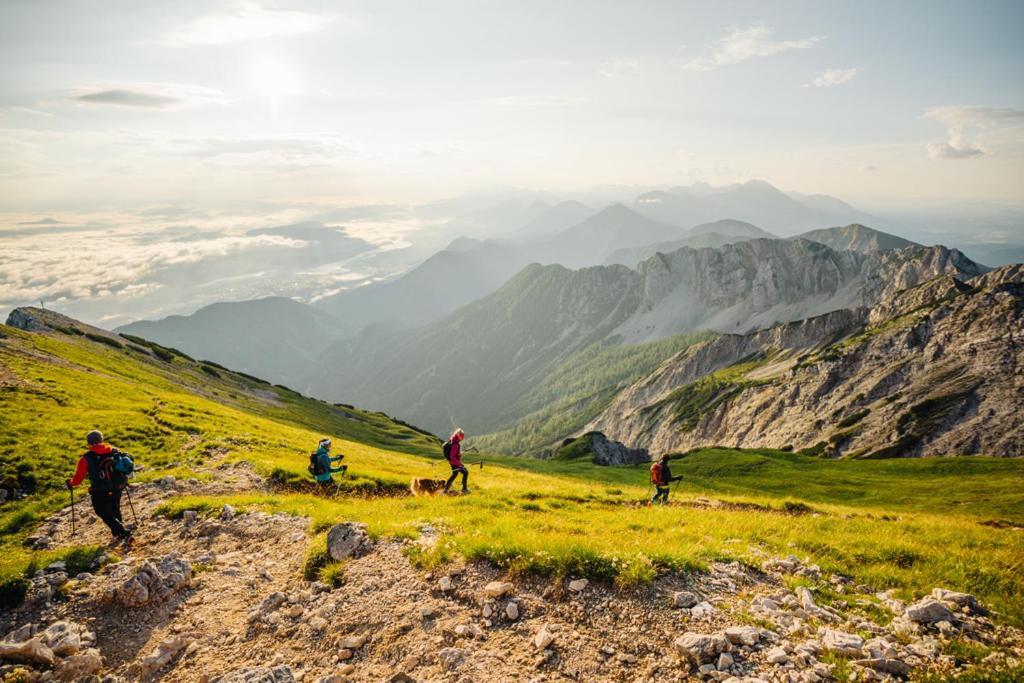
left=249, top=57, right=302, bottom=99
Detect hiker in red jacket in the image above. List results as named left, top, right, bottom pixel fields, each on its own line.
left=67, top=430, right=133, bottom=540
left=650, top=453, right=682, bottom=505
left=443, top=428, right=470, bottom=494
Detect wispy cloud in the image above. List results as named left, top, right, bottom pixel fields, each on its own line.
left=804, top=68, right=860, bottom=88
left=924, top=105, right=1024, bottom=160
left=72, top=83, right=230, bottom=110
left=488, top=95, right=585, bottom=107
left=163, top=4, right=335, bottom=46
left=0, top=106, right=54, bottom=118
left=680, top=23, right=822, bottom=71
left=599, top=58, right=644, bottom=79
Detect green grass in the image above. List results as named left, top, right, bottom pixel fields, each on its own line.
left=0, top=319, right=438, bottom=590
left=2, top=319, right=1024, bottom=630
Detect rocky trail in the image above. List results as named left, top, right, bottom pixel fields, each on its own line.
left=2, top=467, right=1022, bottom=683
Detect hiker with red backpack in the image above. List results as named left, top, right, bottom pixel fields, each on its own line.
left=442, top=428, right=470, bottom=494
left=650, top=453, right=682, bottom=505
left=66, top=430, right=135, bottom=540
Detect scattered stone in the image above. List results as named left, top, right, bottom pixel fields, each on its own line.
left=691, top=601, right=716, bottom=619
left=506, top=602, right=520, bottom=620
left=437, top=647, right=466, bottom=671
left=765, top=646, right=789, bottom=664
left=219, top=504, right=236, bottom=520
left=931, top=588, right=984, bottom=614
left=308, top=617, right=328, bottom=632
left=482, top=581, right=513, bottom=598
left=55, top=648, right=103, bottom=681
left=338, top=635, right=366, bottom=650
left=218, top=665, right=297, bottom=683
left=326, top=523, right=373, bottom=561
left=39, top=620, right=93, bottom=656
left=674, top=632, right=730, bottom=665
left=724, top=626, right=760, bottom=647
left=182, top=510, right=198, bottom=525
left=904, top=598, right=956, bottom=625
left=673, top=591, right=700, bottom=608
left=137, top=636, right=191, bottom=678
left=438, top=576, right=454, bottom=592
left=852, top=658, right=912, bottom=676
left=819, top=628, right=864, bottom=656
left=568, top=578, right=589, bottom=592
left=533, top=625, right=556, bottom=650
left=717, top=652, right=734, bottom=671
left=0, top=638, right=55, bottom=667
left=108, top=553, right=192, bottom=607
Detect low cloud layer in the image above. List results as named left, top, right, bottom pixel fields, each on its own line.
left=681, top=23, right=821, bottom=71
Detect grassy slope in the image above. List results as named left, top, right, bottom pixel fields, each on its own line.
left=474, top=332, right=714, bottom=455
left=2, top=323, right=1023, bottom=628
left=0, top=321, right=437, bottom=589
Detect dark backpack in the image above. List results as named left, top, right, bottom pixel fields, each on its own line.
left=308, top=452, right=327, bottom=477
left=442, top=441, right=453, bottom=462
left=86, top=450, right=130, bottom=492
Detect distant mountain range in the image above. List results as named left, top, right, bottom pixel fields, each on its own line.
left=306, top=236, right=983, bottom=438
left=633, top=180, right=880, bottom=236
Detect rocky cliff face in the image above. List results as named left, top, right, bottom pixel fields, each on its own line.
left=588, top=266, right=1023, bottom=457
left=614, top=241, right=982, bottom=343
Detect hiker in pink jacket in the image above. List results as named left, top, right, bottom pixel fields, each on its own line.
left=443, top=428, right=469, bottom=494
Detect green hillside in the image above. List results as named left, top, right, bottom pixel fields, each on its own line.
left=2, top=310, right=1023, bottom=630
left=474, top=331, right=714, bottom=454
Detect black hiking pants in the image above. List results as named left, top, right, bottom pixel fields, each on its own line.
left=445, top=466, right=469, bottom=491
left=90, top=489, right=128, bottom=537
left=652, top=486, right=670, bottom=504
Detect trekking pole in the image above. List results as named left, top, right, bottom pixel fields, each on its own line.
left=125, top=485, right=140, bottom=527
left=69, top=486, right=76, bottom=537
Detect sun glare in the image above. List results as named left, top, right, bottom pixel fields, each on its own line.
left=249, top=57, right=302, bottom=99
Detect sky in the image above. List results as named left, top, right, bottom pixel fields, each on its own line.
left=0, top=0, right=1022, bottom=325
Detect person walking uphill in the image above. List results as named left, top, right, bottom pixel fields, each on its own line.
left=443, top=428, right=469, bottom=494
left=309, top=438, right=347, bottom=486
left=650, top=453, right=682, bottom=505
left=66, top=430, right=135, bottom=540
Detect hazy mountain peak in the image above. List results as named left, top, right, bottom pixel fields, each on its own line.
left=444, top=236, right=485, bottom=252
left=687, top=219, right=775, bottom=239
left=794, top=224, right=920, bottom=253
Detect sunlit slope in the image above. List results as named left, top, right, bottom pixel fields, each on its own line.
left=0, top=308, right=439, bottom=498
left=1, top=309, right=1022, bottom=628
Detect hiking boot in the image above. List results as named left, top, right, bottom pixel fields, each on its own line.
left=461, top=488, right=471, bottom=494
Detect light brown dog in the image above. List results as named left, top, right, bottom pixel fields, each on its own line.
left=410, top=477, right=447, bottom=496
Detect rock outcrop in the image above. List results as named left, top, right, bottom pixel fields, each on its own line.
left=588, top=266, right=1024, bottom=457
